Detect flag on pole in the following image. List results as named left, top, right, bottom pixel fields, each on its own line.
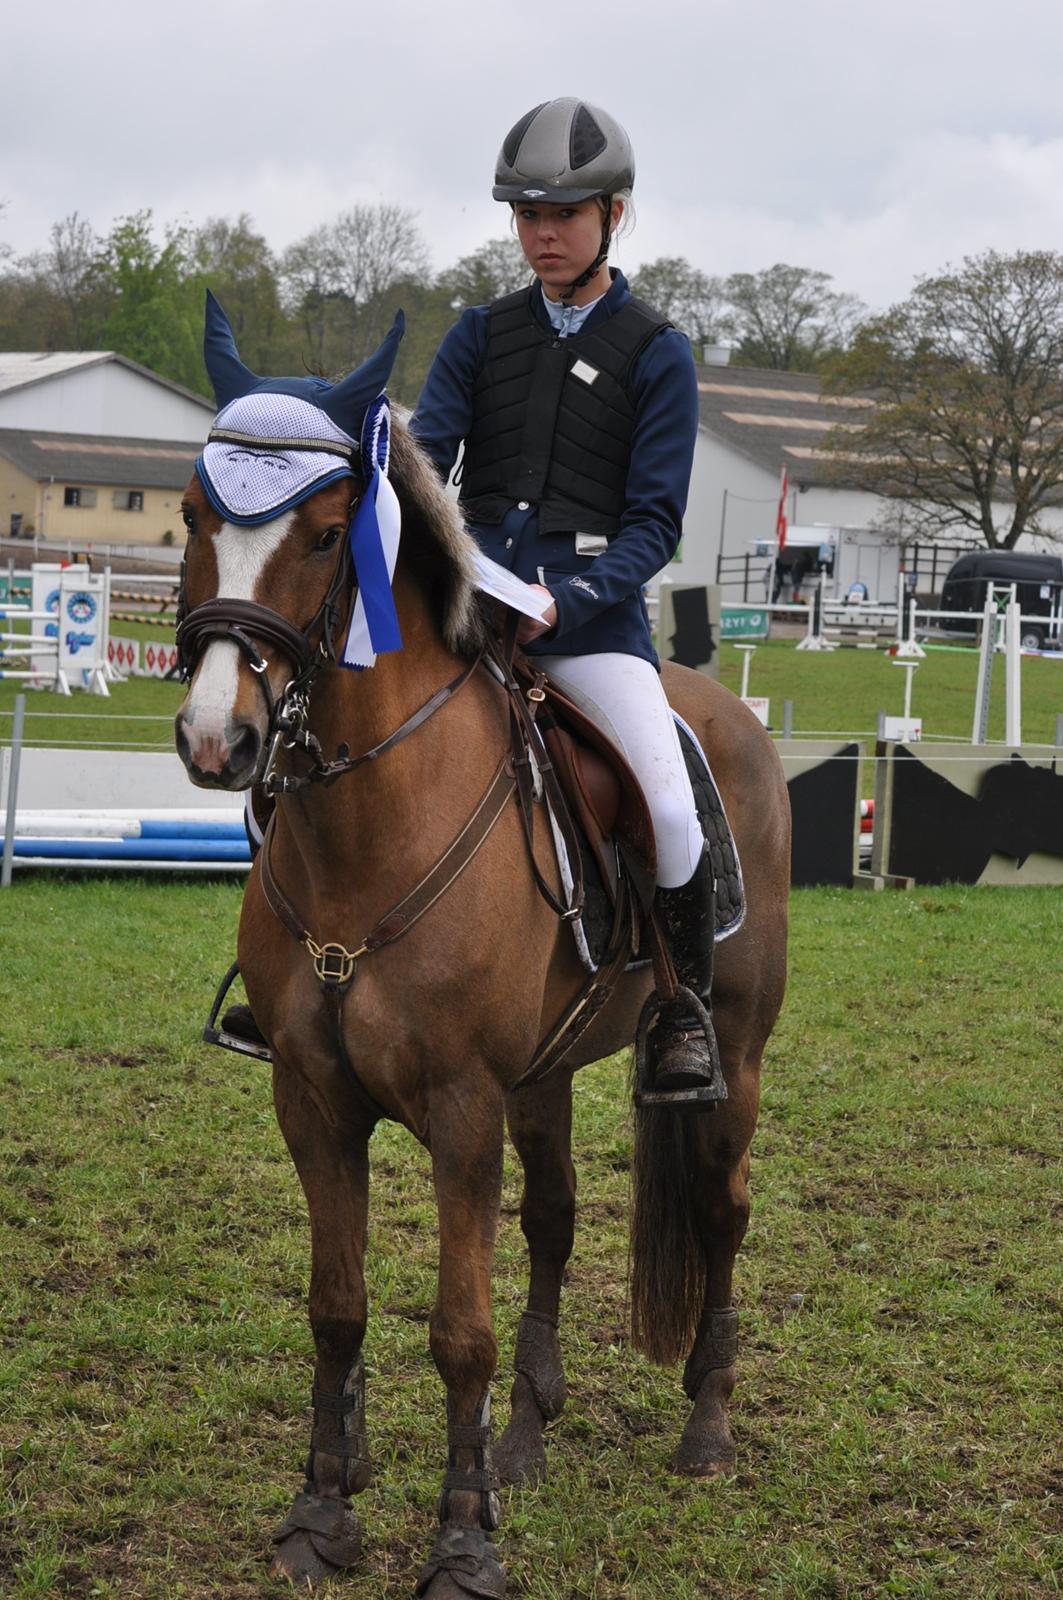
left=775, top=466, right=788, bottom=550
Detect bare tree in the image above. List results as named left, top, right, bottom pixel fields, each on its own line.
left=823, top=250, right=1063, bottom=549
left=725, top=263, right=864, bottom=371
left=42, top=214, right=102, bottom=345
left=281, top=204, right=430, bottom=370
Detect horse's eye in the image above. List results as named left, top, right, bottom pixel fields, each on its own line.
left=182, top=508, right=196, bottom=535
left=316, top=525, right=344, bottom=552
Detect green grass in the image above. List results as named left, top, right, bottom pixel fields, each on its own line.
left=1, top=880, right=1060, bottom=1597
left=3, top=632, right=1061, bottom=754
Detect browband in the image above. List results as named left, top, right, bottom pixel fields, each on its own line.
left=207, top=427, right=358, bottom=463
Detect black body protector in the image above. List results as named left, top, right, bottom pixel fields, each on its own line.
left=458, top=286, right=670, bottom=536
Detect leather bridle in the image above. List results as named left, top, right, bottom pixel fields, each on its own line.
left=176, top=524, right=358, bottom=788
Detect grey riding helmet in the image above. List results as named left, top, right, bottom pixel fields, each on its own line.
left=492, top=99, right=635, bottom=204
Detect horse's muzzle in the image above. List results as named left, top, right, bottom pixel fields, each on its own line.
left=175, top=710, right=263, bottom=790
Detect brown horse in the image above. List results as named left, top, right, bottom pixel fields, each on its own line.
left=174, top=420, right=789, bottom=1598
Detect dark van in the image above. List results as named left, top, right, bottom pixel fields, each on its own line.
left=940, top=550, right=1063, bottom=649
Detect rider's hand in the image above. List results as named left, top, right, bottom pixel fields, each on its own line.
left=516, top=585, right=558, bottom=645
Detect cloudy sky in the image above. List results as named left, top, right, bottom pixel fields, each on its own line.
left=5, top=0, right=1063, bottom=312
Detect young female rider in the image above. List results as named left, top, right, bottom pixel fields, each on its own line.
left=412, top=97, right=719, bottom=1100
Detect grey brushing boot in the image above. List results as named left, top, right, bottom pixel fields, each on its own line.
left=641, top=848, right=726, bottom=1104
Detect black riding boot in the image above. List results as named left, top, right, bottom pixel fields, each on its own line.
left=644, top=848, right=725, bottom=1102
left=220, top=1003, right=268, bottom=1051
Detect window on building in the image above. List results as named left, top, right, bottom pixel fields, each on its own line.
left=113, top=490, right=145, bottom=512
left=63, top=486, right=97, bottom=508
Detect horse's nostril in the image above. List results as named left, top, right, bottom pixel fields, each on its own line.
left=230, top=723, right=262, bottom=773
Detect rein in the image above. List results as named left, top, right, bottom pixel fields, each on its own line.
left=182, top=536, right=634, bottom=1086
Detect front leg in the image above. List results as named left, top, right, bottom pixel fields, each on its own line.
left=268, top=1057, right=373, bottom=1587
left=416, top=1079, right=507, bottom=1600
left=494, top=1071, right=575, bottom=1487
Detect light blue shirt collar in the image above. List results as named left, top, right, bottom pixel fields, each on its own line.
left=540, top=285, right=607, bottom=339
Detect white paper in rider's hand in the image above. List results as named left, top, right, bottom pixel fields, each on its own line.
left=470, top=551, right=551, bottom=621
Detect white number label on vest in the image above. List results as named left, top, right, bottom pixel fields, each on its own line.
left=570, top=359, right=600, bottom=386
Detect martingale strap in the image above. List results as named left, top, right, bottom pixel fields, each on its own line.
left=260, top=754, right=517, bottom=988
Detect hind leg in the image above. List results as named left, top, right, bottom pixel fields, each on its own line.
left=672, top=1044, right=760, bottom=1477
left=268, top=1058, right=373, bottom=1586
left=494, top=1072, right=575, bottom=1487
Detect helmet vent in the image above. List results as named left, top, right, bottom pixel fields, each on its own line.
left=569, top=105, right=607, bottom=170
left=503, top=102, right=547, bottom=168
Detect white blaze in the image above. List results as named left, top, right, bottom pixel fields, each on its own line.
left=186, top=513, right=293, bottom=739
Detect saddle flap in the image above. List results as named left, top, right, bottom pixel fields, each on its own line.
left=515, top=657, right=657, bottom=889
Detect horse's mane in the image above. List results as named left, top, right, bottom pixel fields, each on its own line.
left=389, top=419, right=487, bottom=656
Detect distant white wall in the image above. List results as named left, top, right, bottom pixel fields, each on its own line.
left=0, top=363, right=212, bottom=443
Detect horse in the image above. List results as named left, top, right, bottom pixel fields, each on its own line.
left=174, top=416, right=790, bottom=1597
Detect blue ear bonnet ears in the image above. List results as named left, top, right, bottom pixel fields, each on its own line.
left=203, top=288, right=405, bottom=435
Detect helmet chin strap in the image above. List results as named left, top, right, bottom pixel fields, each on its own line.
left=558, top=199, right=614, bottom=303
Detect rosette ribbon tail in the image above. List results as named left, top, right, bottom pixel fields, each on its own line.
left=342, top=400, right=403, bottom=669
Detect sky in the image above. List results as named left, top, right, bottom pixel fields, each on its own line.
left=5, top=0, right=1063, bottom=313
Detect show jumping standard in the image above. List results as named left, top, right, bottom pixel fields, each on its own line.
left=174, top=302, right=790, bottom=1598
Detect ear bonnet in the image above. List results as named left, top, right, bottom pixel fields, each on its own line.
left=197, top=290, right=405, bottom=665
left=198, top=289, right=404, bottom=525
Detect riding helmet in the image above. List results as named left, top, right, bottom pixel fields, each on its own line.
left=492, top=98, right=635, bottom=204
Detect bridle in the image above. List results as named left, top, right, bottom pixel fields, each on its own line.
left=176, top=510, right=359, bottom=789
left=175, top=514, right=485, bottom=798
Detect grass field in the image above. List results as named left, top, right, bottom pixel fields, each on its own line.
left=2, top=630, right=1062, bottom=753
left=0, top=879, right=1060, bottom=1598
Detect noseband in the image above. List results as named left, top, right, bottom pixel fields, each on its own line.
left=176, top=528, right=355, bottom=764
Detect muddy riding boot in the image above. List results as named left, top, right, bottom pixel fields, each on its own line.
left=642, top=848, right=726, bottom=1105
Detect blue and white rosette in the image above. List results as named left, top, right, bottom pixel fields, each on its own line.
left=342, top=395, right=403, bottom=669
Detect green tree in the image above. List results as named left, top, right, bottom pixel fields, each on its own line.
left=630, top=256, right=730, bottom=347
left=98, top=212, right=206, bottom=394
left=193, top=214, right=296, bottom=376
left=725, top=263, right=863, bottom=371
left=823, top=250, right=1063, bottom=549
left=437, top=237, right=529, bottom=311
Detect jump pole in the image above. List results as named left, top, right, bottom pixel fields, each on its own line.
left=1005, top=593, right=1022, bottom=746
left=971, top=590, right=997, bottom=744
left=2, top=693, right=26, bottom=888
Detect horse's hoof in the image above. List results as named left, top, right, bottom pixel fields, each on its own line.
left=670, top=1414, right=736, bottom=1478
left=269, top=1529, right=343, bottom=1587
left=270, top=1490, right=363, bottom=1586
left=669, top=1440, right=736, bottom=1478
left=414, top=1525, right=506, bottom=1598
left=494, top=1415, right=546, bottom=1487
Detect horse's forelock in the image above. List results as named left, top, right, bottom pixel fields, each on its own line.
left=388, top=418, right=486, bottom=655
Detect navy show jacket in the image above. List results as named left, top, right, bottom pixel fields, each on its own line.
left=410, top=269, right=699, bottom=668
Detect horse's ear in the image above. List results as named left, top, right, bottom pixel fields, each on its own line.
left=320, top=311, right=406, bottom=435
left=203, top=288, right=261, bottom=408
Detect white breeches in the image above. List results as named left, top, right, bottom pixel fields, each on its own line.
left=535, top=652, right=704, bottom=888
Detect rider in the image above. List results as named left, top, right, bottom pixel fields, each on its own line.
left=412, top=97, right=719, bottom=1100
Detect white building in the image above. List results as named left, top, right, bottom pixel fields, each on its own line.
left=0, top=352, right=212, bottom=443
left=0, top=353, right=213, bottom=547
left=665, top=358, right=1058, bottom=605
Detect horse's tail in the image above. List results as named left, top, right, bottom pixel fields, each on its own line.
left=629, top=1099, right=705, bottom=1364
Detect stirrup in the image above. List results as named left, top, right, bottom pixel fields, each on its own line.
left=634, top=985, right=727, bottom=1109
left=203, top=962, right=272, bottom=1062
